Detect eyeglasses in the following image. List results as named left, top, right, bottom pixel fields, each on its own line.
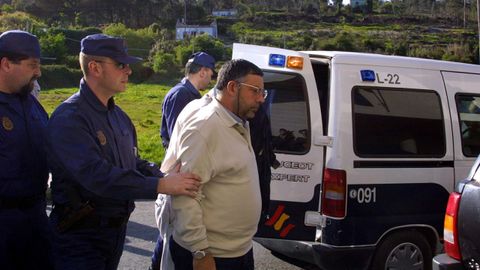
left=94, top=60, right=128, bottom=70
left=239, top=82, right=268, bottom=99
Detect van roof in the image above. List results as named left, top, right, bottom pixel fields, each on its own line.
left=304, top=50, right=480, bottom=74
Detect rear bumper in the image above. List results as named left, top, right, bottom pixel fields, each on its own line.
left=432, top=254, right=464, bottom=270
left=254, top=237, right=375, bottom=270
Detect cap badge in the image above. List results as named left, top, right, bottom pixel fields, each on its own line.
left=2, top=116, right=13, bottom=131
left=96, top=130, right=107, bottom=146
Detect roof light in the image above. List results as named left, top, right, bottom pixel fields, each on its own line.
left=360, top=70, right=375, bottom=82
left=287, top=56, right=303, bottom=70
left=269, top=54, right=286, bottom=67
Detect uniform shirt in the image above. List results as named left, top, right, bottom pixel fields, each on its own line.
left=163, top=98, right=261, bottom=257
left=160, top=78, right=201, bottom=148
left=0, top=92, right=48, bottom=199
left=47, top=79, right=161, bottom=217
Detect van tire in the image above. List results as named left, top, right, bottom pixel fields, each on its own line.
left=371, top=230, right=432, bottom=270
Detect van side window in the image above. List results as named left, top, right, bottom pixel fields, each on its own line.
left=264, top=71, right=309, bottom=154
left=353, top=87, right=445, bottom=157
left=456, top=94, right=480, bottom=157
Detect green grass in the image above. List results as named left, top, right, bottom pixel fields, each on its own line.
left=39, top=83, right=171, bottom=165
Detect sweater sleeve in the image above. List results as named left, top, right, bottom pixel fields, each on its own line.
left=171, top=128, right=215, bottom=252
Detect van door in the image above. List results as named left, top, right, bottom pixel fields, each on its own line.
left=443, top=71, right=480, bottom=183
left=232, top=43, right=325, bottom=241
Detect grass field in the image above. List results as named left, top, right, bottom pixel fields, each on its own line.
left=39, top=83, right=171, bottom=165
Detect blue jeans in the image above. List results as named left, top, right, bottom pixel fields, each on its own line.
left=170, top=238, right=254, bottom=270
left=151, top=234, right=163, bottom=270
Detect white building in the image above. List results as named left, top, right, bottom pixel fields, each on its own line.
left=175, top=20, right=218, bottom=40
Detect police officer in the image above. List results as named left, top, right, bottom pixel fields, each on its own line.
left=160, top=51, right=216, bottom=148
left=0, top=30, right=52, bottom=270
left=46, top=34, right=201, bottom=270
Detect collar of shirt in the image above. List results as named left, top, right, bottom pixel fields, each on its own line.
left=0, top=91, right=29, bottom=117
left=212, top=98, right=248, bottom=129
left=80, top=78, right=116, bottom=112
left=180, top=77, right=201, bottom=98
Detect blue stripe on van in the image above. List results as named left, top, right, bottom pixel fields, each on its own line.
left=322, top=183, right=449, bottom=246
left=354, top=160, right=454, bottom=168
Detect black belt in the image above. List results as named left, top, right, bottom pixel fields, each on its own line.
left=73, top=215, right=129, bottom=229
left=0, top=195, right=43, bottom=209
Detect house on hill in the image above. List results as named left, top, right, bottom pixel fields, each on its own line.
left=175, top=20, right=218, bottom=40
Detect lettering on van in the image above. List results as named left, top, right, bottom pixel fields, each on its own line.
left=279, top=161, right=314, bottom=170
left=349, top=187, right=377, bottom=204
left=272, top=173, right=311, bottom=183
left=376, top=73, right=401, bottom=85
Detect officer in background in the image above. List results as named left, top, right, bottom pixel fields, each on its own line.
left=46, top=34, right=201, bottom=270
left=160, top=51, right=216, bottom=148
left=0, top=30, right=52, bottom=270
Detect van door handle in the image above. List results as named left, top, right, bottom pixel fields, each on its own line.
left=314, top=136, right=333, bottom=147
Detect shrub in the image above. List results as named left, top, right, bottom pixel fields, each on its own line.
left=39, top=31, right=67, bottom=61
left=39, top=65, right=82, bottom=90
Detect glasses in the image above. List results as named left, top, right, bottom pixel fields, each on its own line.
left=239, top=82, right=268, bottom=99
left=94, top=60, right=128, bottom=70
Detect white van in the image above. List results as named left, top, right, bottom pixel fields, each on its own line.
left=232, top=43, right=480, bottom=270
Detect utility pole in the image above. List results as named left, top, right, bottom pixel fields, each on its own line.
left=478, top=0, right=480, bottom=63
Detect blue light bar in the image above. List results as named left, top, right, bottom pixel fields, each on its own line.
left=360, top=70, right=375, bottom=82
left=269, top=54, right=286, bottom=67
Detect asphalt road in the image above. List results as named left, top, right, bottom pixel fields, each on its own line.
left=118, top=200, right=304, bottom=270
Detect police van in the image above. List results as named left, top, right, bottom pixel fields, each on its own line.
left=232, top=43, right=480, bottom=270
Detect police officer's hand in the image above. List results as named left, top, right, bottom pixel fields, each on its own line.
left=193, top=253, right=216, bottom=270
left=157, top=163, right=201, bottom=197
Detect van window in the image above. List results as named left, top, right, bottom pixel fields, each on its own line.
left=264, top=71, right=309, bottom=154
left=456, top=94, right=480, bottom=157
left=353, top=87, right=445, bottom=157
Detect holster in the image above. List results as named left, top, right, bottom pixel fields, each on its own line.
left=56, top=201, right=95, bottom=233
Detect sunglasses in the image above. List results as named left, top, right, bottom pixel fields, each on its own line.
left=94, top=60, right=128, bottom=70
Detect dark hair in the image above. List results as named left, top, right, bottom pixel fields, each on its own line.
left=215, top=59, right=263, bottom=90
left=185, top=61, right=203, bottom=76
left=0, top=52, right=29, bottom=63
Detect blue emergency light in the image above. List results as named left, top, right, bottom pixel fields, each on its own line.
left=269, top=54, right=286, bottom=67
left=360, top=70, right=376, bottom=82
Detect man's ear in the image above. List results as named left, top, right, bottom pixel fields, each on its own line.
left=226, top=80, right=237, bottom=96
left=88, top=61, right=102, bottom=77
left=0, top=57, right=12, bottom=72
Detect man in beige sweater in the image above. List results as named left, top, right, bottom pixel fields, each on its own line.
left=161, top=59, right=266, bottom=270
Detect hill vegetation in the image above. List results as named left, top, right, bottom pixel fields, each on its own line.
left=0, top=0, right=477, bottom=89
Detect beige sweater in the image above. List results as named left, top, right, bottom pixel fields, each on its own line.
left=163, top=97, right=261, bottom=258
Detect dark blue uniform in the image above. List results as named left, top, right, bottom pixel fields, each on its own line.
left=161, top=78, right=201, bottom=148
left=47, top=79, right=162, bottom=270
left=0, top=92, right=52, bottom=270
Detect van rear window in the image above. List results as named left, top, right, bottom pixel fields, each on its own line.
left=456, top=94, right=480, bottom=157
left=352, top=87, right=446, bottom=158
left=264, top=71, right=309, bottom=154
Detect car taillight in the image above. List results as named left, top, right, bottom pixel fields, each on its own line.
left=444, top=192, right=462, bottom=260
left=321, top=168, right=346, bottom=218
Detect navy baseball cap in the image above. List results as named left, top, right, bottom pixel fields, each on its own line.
left=188, top=52, right=216, bottom=72
left=81, top=34, right=142, bottom=64
left=0, top=30, right=40, bottom=58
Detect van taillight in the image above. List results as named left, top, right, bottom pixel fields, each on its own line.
left=444, top=192, right=461, bottom=260
left=321, top=168, right=346, bottom=218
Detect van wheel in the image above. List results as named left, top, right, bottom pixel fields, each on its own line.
left=371, top=230, right=432, bottom=270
